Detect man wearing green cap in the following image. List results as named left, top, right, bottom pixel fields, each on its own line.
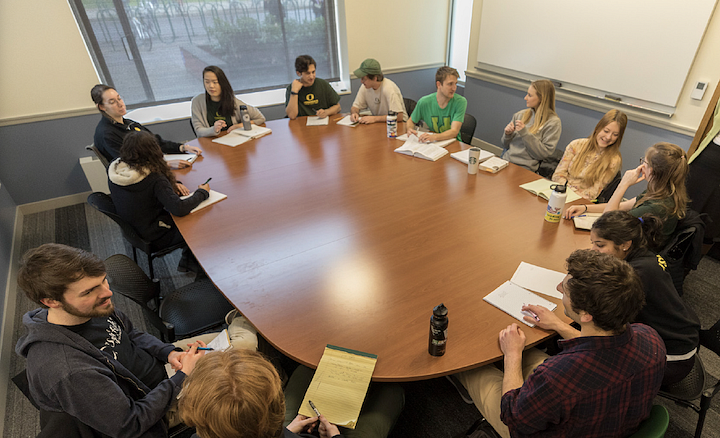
left=350, top=59, right=407, bottom=124
left=408, top=66, right=466, bottom=142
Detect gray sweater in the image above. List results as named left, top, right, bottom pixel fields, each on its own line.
left=501, top=109, right=562, bottom=172
left=191, top=93, right=266, bottom=137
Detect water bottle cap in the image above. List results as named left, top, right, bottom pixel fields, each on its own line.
left=433, top=303, right=448, bottom=317
left=388, top=110, right=396, bottom=116
left=550, top=183, right=567, bottom=193
left=239, top=105, right=248, bottom=110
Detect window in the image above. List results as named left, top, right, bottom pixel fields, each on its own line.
left=69, top=0, right=341, bottom=107
left=447, top=0, right=473, bottom=83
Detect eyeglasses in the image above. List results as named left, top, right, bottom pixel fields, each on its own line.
left=639, top=157, right=648, bottom=165
left=103, top=96, right=124, bottom=106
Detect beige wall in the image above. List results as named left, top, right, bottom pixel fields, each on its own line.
left=345, top=0, right=449, bottom=73
left=0, top=0, right=449, bottom=122
left=0, top=1, right=99, bottom=121
left=467, top=0, right=720, bottom=132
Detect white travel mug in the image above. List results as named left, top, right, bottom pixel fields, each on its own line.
left=468, top=148, right=481, bottom=174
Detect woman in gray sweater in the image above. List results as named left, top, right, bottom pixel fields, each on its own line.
left=501, top=79, right=562, bottom=172
left=191, top=65, right=266, bottom=137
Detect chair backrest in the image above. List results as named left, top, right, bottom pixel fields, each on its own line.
left=87, top=192, right=152, bottom=253
left=460, top=113, right=477, bottom=145
left=660, top=352, right=706, bottom=401
left=104, top=254, right=173, bottom=340
left=596, top=171, right=622, bottom=204
left=403, top=98, right=417, bottom=119
left=536, top=148, right=565, bottom=179
left=628, top=405, right=669, bottom=438
left=85, top=144, right=110, bottom=169
left=189, top=118, right=196, bottom=137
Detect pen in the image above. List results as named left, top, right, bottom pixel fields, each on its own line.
left=197, top=347, right=214, bottom=351
left=202, top=177, right=212, bottom=185
left=308, top=400, right=321, bottom=417
left=521, top=304, right=539, bottom=321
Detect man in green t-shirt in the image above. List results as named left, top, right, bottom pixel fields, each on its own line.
left=285, top=55, right=341, bottom=120
left=408, top=66, right=467, bottom=142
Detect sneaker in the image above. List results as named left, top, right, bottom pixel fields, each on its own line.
left=446, top=374, right=474, bottom=404
left=225, top=309, right=240, bottom=325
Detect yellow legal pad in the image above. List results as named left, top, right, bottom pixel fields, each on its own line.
left=298, top=345, right=378, bottom=429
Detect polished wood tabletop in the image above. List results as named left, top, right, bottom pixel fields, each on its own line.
left=175, top=117, right=588, bottom=382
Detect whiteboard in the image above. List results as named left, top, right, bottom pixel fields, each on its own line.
left=476, top=0, right=717, bottom=113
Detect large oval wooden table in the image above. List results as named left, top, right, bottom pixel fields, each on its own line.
left=175, top=117, right=588, bottom=382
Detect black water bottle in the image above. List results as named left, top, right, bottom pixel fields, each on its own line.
left=429, top=303, right=448, bottom=356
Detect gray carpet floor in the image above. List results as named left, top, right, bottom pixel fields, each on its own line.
left=3, top=203, right=720, bottom=437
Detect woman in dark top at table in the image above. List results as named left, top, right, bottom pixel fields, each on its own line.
left=564, top=142, right=689, bottom=247
left=190, top=65, right=266, bottom=137
left=590, top=211, right=700, bottom=385
left=91, top=84, right=202, bottom=194
left=108, top=131, right=209, bottom=272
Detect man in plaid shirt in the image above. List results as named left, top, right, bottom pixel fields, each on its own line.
left=456, top=249, right=666, bottom=438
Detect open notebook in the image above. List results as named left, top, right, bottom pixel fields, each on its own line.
left=212, top=125, right=272, bottom=147
left=519, top=179, right=582, bottom=204
left=180, top=189, right=227, bottom=213
left=394, top=134, right=455, bottom=161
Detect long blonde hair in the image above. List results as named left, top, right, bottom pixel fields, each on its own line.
left=635, top=142, right=689, bottom=218
left=569, top=109, right=627, bottom=185
left=521, top=79, right=557, bottom=135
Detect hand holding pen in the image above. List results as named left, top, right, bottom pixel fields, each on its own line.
left=199, top=177, right=211, bottom=192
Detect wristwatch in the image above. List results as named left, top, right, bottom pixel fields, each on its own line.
left=290, top=91, right=299, bottom=95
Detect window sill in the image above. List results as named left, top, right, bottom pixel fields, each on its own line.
left=127, top=80, right=352, bottom=125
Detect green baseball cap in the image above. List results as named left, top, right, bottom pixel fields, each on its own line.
left=354, top=58, right=382, bottom=78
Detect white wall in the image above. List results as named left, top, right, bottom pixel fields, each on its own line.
left=467, top=0, right=720, bottom=133
left=0, top=0, right=449, bottom=123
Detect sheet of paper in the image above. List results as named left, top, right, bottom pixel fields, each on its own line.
left=307, top=116, right=330, bottom=126
left=206, top=329, right=232, bottom=351
left=336, top=115, right=358, bottom=127
left=212, top=134, right=252, bottom=147
left=163, top=154, right=197, bottom=164
left=235, top=124, right=272, bottom=138
left=298, top=345, right=377, bottom=429
left=181, top=189, right=228, bottom=213
left=450, top=148, right=495, bottom=165
left=484, top=281, right=557, bottom=327
left=510, top=262, right=565, bottom=299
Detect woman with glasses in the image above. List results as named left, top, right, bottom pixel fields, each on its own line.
left=191, top=66, right=266, bottom=137
left=91, top=84, right=202, bottom=190
left=564, top=142, right=689, bottom=245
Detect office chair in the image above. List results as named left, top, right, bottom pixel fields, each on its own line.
left=189, top=118, right=196, bottom=137
left=658, top=209, right=705, bottom=296
left=460, top=113, right=477, bottom=145
left=536, top=149, right=564, bottom=179
left=628, top=405, right=669, bottom=438
left=595, top=171, right=622, bottom=204
left=104, top=254, right=234, bottom=342
left=658, top=352, right=719, bottom=438
left=85, top=144, right=110, bottom=169
left=87, top=192, right=185, bottom=280
left=403, top=98, right=417, bottom=118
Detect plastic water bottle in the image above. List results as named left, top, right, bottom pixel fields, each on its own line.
left=386, top=110, right=397, bottom=138
left=239, top=105, right=252, bottom=131
left=544, top=183, right=567, bottom=223
left=429, top=303, right=448, bottom=356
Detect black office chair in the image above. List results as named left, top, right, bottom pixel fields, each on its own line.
left=87, top=192, right=185, bottom=280
left=460, top=113, right=477, bottom=145
left=189, top=119, right=196, bottom=137
left=595, top=171, right=622, bottom=204
left=658, top=352, right=720, bottom=438
left=658, top=209, right=705, bottom=296
left=85, top=144, right=110, bottom=169
left=104, top=254, right=234, bottom=342
left=536, top=149, right=564, bottom=179
left=403, top=97, right=417, bottom=119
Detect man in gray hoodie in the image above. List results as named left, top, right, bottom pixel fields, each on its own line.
left=15, top=243, right=205, bottom=437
